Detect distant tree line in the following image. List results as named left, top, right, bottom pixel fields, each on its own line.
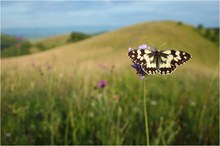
left=196, top=24, right=219, bottom=46
left=1, top=34, right=32, bottom=57
left=67, top=32, right=90, bottom=43
left=1, top=31, right=92, bottom=58
left=1, top=34, right=19, bottom=50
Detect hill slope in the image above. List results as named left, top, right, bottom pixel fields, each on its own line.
left=1, top=21, right=219, bottom=74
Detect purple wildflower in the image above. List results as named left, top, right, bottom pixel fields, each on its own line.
left=47, top=63, right=53, bottom=71
left=31, top=62, right=36, bottom=68
left=16, top=43, right=21, bottom=48
left=113, top=95, right=119, bottom=101
left=16, top=36, right=24, bottom=41
left=99, top=64, right=106, bottom=69
left=140, top=75, right=145, bottom=80
left=152, top=47, right=156, bottom=51
left=97, top=80, right=107, bottom=89
left=47, top=64, right=52, bottom=70
left=138, top=44, right=147, bottom=49
left=145, top=45, right=156, bottom=51
left=131, top=63, right=146, bottom=80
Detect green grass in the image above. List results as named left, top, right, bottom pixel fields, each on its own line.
left=1, top=65, right=219, bottom=145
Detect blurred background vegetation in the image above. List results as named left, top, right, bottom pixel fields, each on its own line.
left=1, top=32, right=91, bottom=58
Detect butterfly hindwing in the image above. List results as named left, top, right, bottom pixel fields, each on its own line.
left=158, top=64, right=177, bottom=75
left=141, top=64, right=158, bottom=75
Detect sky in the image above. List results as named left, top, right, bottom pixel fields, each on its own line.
left=1, top=0, right=219, bottom=30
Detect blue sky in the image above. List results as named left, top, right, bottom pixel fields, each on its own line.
left=1, top=0, right=219, bottom=29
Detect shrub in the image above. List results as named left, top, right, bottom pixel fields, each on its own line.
left=35, top=43, right=47, bottom=51
left=67, top=32, right=90, bottom=43
left=177, top=21, right=182, bottom=25
left=1, top=41, right=32, bottom=58
left=1, top=34, right=18, bottom=50
left=197, top=24, right=203, bottom=29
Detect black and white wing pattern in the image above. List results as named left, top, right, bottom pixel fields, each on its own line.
left=128, top=48, right=192, bottom=75
left=128, top=49, right=158, bottom=75
left=158, top=50, right=191, bottom=74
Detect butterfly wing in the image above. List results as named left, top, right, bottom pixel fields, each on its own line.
left=158, top=50, right=192, bottom=74
left=128, top=49, right=151, bottom=65
left=141, top=64, right=158, bottom=75
left=128, top=49, right=158, bottom=75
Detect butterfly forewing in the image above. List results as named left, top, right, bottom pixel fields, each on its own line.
left=158, top=50, right=191, bottom=74
left=128, top=49, right=154, bottom=65
left=128, top=49, right=158, bottom=74
left=170, top=50, right=191, bottom=66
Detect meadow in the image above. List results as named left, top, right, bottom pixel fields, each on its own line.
left=1, top=21, right=219, bottom=145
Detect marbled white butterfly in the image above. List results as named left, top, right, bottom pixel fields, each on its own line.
left=128, top=46, right=192, bottom=75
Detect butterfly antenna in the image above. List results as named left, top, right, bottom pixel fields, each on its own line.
left=146, top=39, right=155, bottom=47
left=158, top=42, right=168, bottom=49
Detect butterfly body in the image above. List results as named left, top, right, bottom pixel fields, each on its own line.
left=128, top=48, right=192, bottom=75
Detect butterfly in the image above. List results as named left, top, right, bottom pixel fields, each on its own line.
left=128, top=47, right=192, bottom=75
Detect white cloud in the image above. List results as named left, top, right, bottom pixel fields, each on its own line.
left=1, top=1, right=219, bottom=28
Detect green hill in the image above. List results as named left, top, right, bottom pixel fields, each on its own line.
left=2, top=21, right=218, bottom=74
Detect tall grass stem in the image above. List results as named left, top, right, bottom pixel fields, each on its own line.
left=143, top=78, right=150, bottom=145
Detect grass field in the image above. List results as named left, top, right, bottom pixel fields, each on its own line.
left=1, top=21, right=219, bottom=145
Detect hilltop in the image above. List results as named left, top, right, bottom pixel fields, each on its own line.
left=1, top=21, right=219, bottom=75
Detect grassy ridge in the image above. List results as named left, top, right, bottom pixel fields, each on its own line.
left=1, top=21, right=218, bottom=71
left=1, top=21, right=219, bottom=144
